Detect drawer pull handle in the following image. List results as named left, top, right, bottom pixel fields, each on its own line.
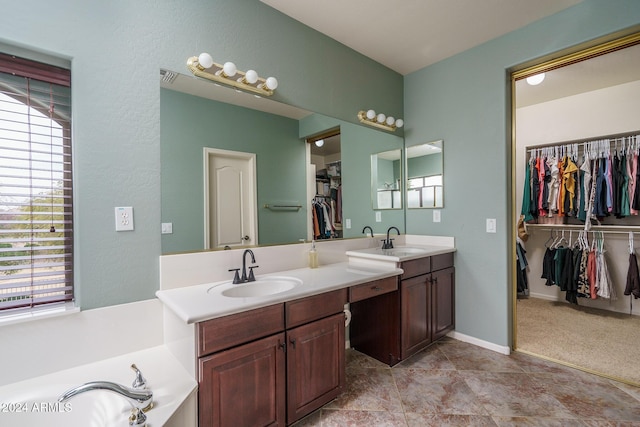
left=278, top=340, right=286, bottom=352
left=289, top=338, right=296, bottom=349
left=372, top=286, right=382, bottom=291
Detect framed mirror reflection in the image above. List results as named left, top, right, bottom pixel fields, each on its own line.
left=371, top=149, right=402, bottom=210
left=406, top=140, right=443, bottom=208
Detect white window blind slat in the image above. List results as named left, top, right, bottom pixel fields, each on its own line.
left=0, top=53, right=73, bottom=311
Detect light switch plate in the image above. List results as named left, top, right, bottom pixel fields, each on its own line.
left=375, top=211, right=382, bottom=222
left=433, top=210, right=441, bottom=223
left=115, top=207, right=134, bottom=231
left=345, top=218, right=351, bottom=229
left=161, top=222, right=173, bottom=234
left=486, top=218, right=497, bottom=233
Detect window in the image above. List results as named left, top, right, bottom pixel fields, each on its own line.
left=407, top=175, right=443, bottom=208
left=0, top=53, right=73, bottom=312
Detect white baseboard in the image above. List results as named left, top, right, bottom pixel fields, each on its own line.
left=447, top=331, right=511, bottom=355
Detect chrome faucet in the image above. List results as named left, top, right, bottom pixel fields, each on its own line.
left=229, top=249, right=259, bottom=284
left=362, top=226, right=374, bottom=238
left=58, top=364, right=153, bottom=425
left=382, top=226, right=401, bottom=249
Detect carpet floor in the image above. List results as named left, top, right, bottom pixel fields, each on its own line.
left=516, top=297, right=640, bottom=385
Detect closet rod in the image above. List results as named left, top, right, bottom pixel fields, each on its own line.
left=527, top=223, right=640, bottom=234
left=525, top=130, right=640, bottom=152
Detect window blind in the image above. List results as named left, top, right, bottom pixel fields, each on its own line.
left=0, top=53, right=73, bottom=311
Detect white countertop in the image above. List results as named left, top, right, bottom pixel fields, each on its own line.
left=156, top=262, right=403, bottom=324
left=345, top=244, right=456, bottom=262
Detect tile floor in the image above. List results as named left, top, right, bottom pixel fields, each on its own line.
left=293, top=338, right=640, bottom=426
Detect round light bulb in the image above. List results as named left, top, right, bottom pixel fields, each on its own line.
left=395, top=119, right=404, bottom=128
left=366, top=109, right=376, bottom=120
left=244, top=70, right=258, bottom=84
left=222, top=62, right=237, bottom=77
left=385, top=116, right=395, bottom=126
left=198, top=53, right=214, bottom=69
left=315, top=139, right=324, bottom=147
left=526, top=73, right=545, bottom=86
left=376, top=113, right=386, bottom=123
left=265, top=77, right=278, bottom=90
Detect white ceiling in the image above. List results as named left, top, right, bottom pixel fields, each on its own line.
left=260, top=0, right=583, bottom=75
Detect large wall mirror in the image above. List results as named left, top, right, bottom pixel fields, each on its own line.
left=371, top=149, right=402, bottom=210
left=160, top=71, right=404, bottom=254
left=406, top=140, right=443, bottom=208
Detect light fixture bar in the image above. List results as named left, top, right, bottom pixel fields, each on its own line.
left=357, top=110, right=404, bottom=132
left=187, top=54, right=278, bottom=97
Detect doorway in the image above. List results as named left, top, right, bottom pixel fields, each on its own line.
left=511, top=33, right=640, bottom=385
left=204, top=147, right=258, bottom=249
left=307, top=130, right=342, bottom=241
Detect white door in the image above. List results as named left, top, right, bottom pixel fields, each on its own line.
left=204, top=148, right=257, bottom=249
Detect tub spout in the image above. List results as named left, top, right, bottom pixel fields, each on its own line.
left=58, top=381, right=153, bottom=413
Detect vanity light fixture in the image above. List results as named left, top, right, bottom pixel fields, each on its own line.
left=187, top=53, right=278, bottom=97
left=526, top=73, right=545, bottom=86
left=357, top=109, right=404, bottom=132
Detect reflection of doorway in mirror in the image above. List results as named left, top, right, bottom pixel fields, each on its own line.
left=204, top=148, right=257, bottom=249
left=308, top=132, right=342, bottom=240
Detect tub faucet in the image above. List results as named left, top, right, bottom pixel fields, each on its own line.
left=362, top=226, right=374, bottom=238
left=382, top=226, right=401, bottom=249
left=58, top=364, right=153, bottom=425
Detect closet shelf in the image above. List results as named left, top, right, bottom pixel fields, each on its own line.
left=527, top=223, right=640, bottom=234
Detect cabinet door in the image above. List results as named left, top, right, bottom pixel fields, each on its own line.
left=199, top=333, right=286, bottom=427
left=286, top=313, right=345, bottom=424
left=400, top=274, right=431, bottom=359
left=431, top=267, right=455, bottom=340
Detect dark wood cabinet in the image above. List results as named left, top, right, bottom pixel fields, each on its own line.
left=286, top=313, right=344, bottom=424
left=198, top=333, right=286, bottom=427
left=197, top=289, right=347, bottom=427
left=350, top=252, right=455, bottom=365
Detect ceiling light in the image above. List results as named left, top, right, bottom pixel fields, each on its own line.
left=358, top=110, right=404, bottom=132
left=187, top=53, right=278, bottom=96
left=526, top=73, right=545, bottom=86
left=315, top=139, right=324, bottom=147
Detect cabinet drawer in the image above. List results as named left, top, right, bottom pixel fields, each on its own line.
left=286, top=288, right=347, bottom=328
left=349, top=276, right=398, bottom=303
left=197, top=303, right=284, bottom=357
left=400, top=257, right=431, bottom=279
left=431, top=252, right=454, bottom=271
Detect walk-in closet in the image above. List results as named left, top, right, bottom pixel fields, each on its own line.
left=513, top=34, right=640, bottom=385
left=309, top=131, right=342, bottom=240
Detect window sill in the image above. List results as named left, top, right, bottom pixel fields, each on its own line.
left=0, top=302, right=79, bottom=326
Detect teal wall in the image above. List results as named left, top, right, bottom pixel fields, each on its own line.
left=404, top=0, right=640, bottom=347
left=407, top=153, right=442, bottom=178
left=0, top=0, right=401, bottom=309
left=160, top=89, right=307, bottom=253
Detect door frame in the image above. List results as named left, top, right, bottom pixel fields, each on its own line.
left=203, top=147, right=258, bottom=249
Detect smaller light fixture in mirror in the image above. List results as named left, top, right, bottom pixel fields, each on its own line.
left=526, top=73, right=545, bottom=86
left=358, top=109, right=404, bottom=132
left=315, top=139, right=324, bottom=147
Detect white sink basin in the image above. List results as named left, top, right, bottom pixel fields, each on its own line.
left=383, top=247, right=425, bottom=254
left=215, top=276, right=303, bottom=298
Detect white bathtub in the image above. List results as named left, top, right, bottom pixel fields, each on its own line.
left=0, top=346, right=197, bottom=427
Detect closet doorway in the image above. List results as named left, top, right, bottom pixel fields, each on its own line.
left=511, top=33, right=640, bottom=385
left=307, top=130, right=342, bottom=241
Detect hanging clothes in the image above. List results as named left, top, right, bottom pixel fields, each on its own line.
left=516, top=239, right=529, bottom=297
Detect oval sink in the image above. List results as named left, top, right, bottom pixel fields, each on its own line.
left=219, top=276, right=302, bottom=298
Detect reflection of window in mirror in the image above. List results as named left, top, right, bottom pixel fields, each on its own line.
left=406, top=140, right=443, bottom=208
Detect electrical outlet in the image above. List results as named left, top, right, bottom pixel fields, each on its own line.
left=115, top=207, right=134, bottom=231
left=161, top=222, right=173, bottom=234
left=375, top=211, right=382, bottom=222
left=433, top=210, right=441, bottom=223
left=345, top=218, right=351, bottom=229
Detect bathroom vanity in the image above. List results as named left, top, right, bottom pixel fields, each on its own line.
left=156, top=237, right=455, bottom=427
